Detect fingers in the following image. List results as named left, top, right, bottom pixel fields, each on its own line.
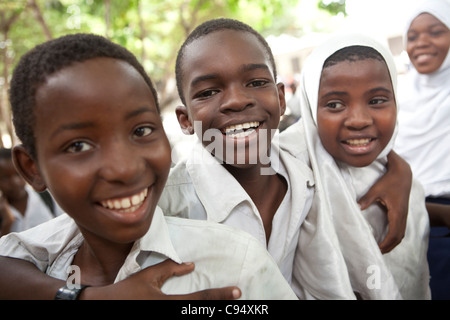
left=378, top=211, right=406, bottom=254
left=141, top=260, right=195, bottom=288
left=170, top=286, right=241, bottom=300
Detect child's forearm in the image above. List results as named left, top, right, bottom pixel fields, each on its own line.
left=426, top=202, right=450, bottom=228
left=0, top=256, right=64, bottom=299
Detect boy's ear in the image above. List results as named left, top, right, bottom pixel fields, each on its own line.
left=12, top=145, right=47, bottom=192
left=277, top=82, right=287, bottom=117
left=175, top=105, right=194, bottom=135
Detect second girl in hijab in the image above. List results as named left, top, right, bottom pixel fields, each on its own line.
left=281, top=33, right=431, bottom=299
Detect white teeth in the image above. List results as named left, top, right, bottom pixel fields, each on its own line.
left=224, top=121, right=260, bottom=137
left=100, top=188, right=148, bottom=211
left=346, top=138, right=371, bottom=146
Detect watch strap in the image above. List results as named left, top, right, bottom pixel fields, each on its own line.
left=54, top=284, right=90, bottom=300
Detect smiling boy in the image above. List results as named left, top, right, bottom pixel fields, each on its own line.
left=159, top=19, right=414, bottom=299
left=0, top=33, right=297, bottom=300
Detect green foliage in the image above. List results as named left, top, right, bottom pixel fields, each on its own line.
left=1, top=0, right=307, bottom=111
left=317, top=0, right=347, bottom=16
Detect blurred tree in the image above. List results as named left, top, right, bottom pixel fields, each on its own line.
left=318, top=0, right=347, bottom=16
left=0, top=0, right=299, bottom=146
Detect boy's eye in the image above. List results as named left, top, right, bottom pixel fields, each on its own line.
left=248, top=80, right=268, bottom=87
left=66, top=141, right=93, bottom=153
left=134, top=126, right=153, bottom=137
left=195, top=89, right=219, bottom=99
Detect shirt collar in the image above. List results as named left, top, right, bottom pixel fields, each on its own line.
left=115, top=207, right=182, bottom=282
left=186, top=140, right=256, bottom=223
left=135, top=207, right=181, bottom=263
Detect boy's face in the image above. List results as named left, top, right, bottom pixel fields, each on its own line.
left=21, top=57, right=171, bottom=244
left=0, top=158, right=27, bottom=201
left=407, top=13, right=450, bottom=74
left=317, top=59, right=396, bottom=167
left=178, top=30, right=286, bottom=167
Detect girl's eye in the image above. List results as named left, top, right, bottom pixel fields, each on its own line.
left=66, top=141, right=92, bottom=153
left=325, top=101, right=344, bottom=110
left=134, top=126, right=153, bottom=137
left=369, top=98, right=387, bottom=105
left=430, top=29, right=446, bottom=37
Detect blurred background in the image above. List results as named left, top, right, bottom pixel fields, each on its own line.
left=0, top=0, right=423, bottom=160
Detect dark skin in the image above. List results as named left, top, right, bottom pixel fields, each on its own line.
left=427, top=202, right=450, bottom=228
left=0, top=57, right=240, bottom=300
left=0, top=158, right=29, bottom=235
left=0, top=29, right=411, bottom=299
left=0, top=256, right=240, bottom=300
left=176, top=29, right=411, bottom=252
left=176, top=30, right=288, bottom=242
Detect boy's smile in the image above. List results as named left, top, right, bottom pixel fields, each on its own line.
left=31, top=57, right=171, bottom=245
left=317, top=59, right=396, bottom=167
left=178, top=29, right=285, bottom=167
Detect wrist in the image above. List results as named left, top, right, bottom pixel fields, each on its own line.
left=55, top=284, right=90, bottom=300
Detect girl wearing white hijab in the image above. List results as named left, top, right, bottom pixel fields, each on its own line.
left=395, top=0, right=450, bottom=300
left=395, top=0, right=450, bottom=202
left=281, top=33, right=430, bottom=299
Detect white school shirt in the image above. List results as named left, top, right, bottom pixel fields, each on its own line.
left=8, top=185, right=63, bottom=233
left=159, top=138, right=314, bottom=285
left=0, top=207, right=297, bottom=300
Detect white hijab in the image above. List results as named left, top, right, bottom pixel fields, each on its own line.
left=395, top=0, right=450, bottom=197
left=283, top=33, right=430, bottom=299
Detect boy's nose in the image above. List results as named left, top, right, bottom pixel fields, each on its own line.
left=344, top=106, right=373, bottom=129
left=219, top=85, right=254, bottom=112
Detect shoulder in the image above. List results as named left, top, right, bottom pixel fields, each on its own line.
left=159, top=161, right=200, bottom=217
left=165, top=216, right=256, bottom=243
left=165, top=158, right=191, bottom=186
left=0, top=214, right=80, bottom=270
left=164, top=216, right=267, bottom=258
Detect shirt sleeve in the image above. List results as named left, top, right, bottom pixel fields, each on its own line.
left=0, top=214, right=79, bottom=272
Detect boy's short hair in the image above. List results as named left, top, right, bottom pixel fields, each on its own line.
left=175, top=18, right=277, bottom=105
left=9, top=33, right=159, bottom=160
left=323, top=45, right=386, bottom=69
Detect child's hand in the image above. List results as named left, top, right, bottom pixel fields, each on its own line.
left=80, top=259, right=241, bottom=300
left=358, top=150, right=411, bottom=254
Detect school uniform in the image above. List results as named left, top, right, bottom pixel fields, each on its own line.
left=0, top=207, right=297, bottom=299
left=395, top=0, right=450, bottom=300
left=159, top=138, right=314, bottom=288
left=8, top=185, right=63, bottom=233
left=289, top=33, right=431, bottom=299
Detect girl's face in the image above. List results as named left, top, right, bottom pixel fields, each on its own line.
left=29, top=57, right=171, bottom=245
left=407, top=13, right=450, bottom=74
left=317, top=58, right=396, bottom=167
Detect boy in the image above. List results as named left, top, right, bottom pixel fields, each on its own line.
left=160, top=19, right=413, bottom=298
left=0, top=33, right=296, bottom=300
left=0, top=148, right=62, bottom=235
left=282, top=33, right=430, bottom=299
left=0, top=20, right=412, bottom=299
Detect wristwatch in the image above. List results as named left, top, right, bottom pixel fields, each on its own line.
left=54, top=284, right=90, bottom=300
